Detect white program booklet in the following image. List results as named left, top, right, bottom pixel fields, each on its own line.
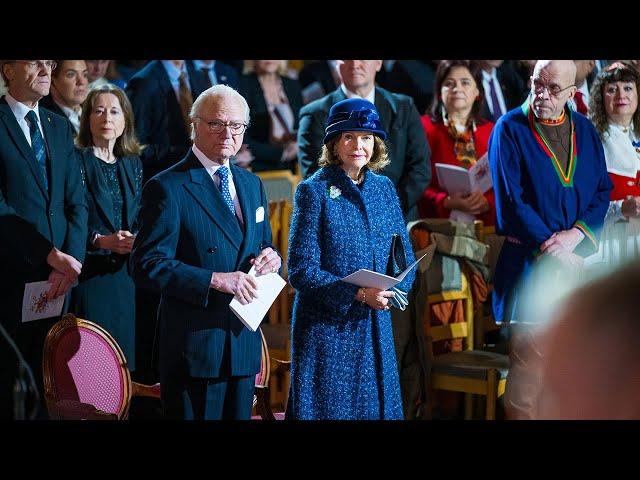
left=229, top=267, right=286, bottom=332
left=435, top=153, right=492, bottom=196
left=22, top=281, right=65, bottom=323
left=340, top=245, right=436, bottom=290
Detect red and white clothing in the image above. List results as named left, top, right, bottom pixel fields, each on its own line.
left=590, top=122, right=640, bottom=264
left=417, top=115, right=496, bottom=226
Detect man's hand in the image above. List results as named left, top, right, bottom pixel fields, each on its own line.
left=621, top=195, right=640, bottom=218
left=281, top=141, right=298, bottom=163
left=250, top=247, right=281, bottom=276
left=46, top=247, right=82, bottom=280
left=46, top=270, right=74, bottom=300
left=210, top=271, right=259, bottom=305
left=96, top=230, right=136, bottom=254
left=540, top=227, right=585, bottom=254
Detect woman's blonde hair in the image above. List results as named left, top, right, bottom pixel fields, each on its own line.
left=243, top=60, right=288, bottom=75
left=318, top=134, right=389, bottom=172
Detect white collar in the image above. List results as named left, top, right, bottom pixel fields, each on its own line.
left=192, top=144, right=231, bottom=175
left=340, top=84, right=376, bottom=104
left=602, top=122, right=640, bottom=177
left=5, top=92, right=42, bottom=124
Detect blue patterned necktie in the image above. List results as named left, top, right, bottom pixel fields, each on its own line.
left=489, top=77, right=504, bottom=122
left=25, top=110, right=48, bottom=190
left=215, top=166, right=236, bottom=215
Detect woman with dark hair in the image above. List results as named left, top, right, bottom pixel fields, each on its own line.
left=417, top=60, right=496, bottom=226
left=70, top=84, right=143, bottom=369
left=287, top=98, right=416, bottom=419
left=588, top=62, right=640, bottom=264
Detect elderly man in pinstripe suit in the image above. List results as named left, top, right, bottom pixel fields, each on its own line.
left=131, top=84, right=281, bottom=420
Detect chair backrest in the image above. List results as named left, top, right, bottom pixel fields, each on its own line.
left=256, top=170, right=299, bottom=204
left=255, top=327, right=270, bottom=389
left=428, top=272, right=474, bottom=352
left=43, top=314, right=131, bottom=419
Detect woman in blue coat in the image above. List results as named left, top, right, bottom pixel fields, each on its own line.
left=70, top=84, right=143, bottom=370
left=287, top=98, right=416, bottom=419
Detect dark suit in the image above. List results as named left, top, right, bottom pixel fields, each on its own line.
left=239, top=73, right=303, bottom=172
left=0, top=97, right=88, bottom=418
left=126, top=61, right=202, bottom=181
left=130, top=151, right=276, bottom=419
left=480, top=62, right=529, bottom=121
left=297, top=86, right=431, bottom=222
left=298, top=61, right=339, bottom=102
left=376, top=60, right=437, bottom=116
left=69, top=150, right=143, bottom=370
left=39, top=95, right=75, bottom=134
left=186, top=60, right=240, bottom=93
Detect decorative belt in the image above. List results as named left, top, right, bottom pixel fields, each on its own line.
left=506, top=236, right=523, bottom=245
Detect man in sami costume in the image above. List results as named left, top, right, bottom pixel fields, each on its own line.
left=488, top=60, right=612, bottom=419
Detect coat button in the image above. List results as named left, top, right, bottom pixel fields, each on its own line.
left=207, top=247, right=217, bottom=253
left=628, top=181, right=635, bottom=187
left=49, top=210, right=53, bottom=216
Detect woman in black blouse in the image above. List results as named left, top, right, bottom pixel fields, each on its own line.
left=70, top=84, right=143, bottom=370
left=240, top=60, right=303, bottom=172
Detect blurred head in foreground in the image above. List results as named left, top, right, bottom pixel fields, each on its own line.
left=533, top=260, right=640, bottom=419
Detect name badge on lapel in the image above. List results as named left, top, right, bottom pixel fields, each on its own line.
left=256, top=206, right=265, bottom=223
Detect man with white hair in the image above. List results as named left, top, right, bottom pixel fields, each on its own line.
left=131, top=85, right=281, bottom=420
left=488, top=60, right=612, bottom=418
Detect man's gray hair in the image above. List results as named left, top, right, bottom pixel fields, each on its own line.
left=189, top=84, right=250, bottom=139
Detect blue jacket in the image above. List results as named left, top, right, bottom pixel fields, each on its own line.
left=287, top=164, right=416, bottom=419
left=130, top=151, right=276, bottom=382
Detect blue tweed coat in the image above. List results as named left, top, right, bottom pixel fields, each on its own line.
left=287, top=164, right=416, bottom=420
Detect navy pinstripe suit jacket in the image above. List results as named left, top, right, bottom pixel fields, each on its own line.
left=130, top=151, right=276, bottom=381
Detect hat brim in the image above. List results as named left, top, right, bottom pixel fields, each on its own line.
left=323, top=128, right=387, bottom=145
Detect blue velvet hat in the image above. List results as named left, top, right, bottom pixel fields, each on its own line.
left=323, top=98, right=387, bottom=144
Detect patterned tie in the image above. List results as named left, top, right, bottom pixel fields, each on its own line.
left=574, top=90, right=588, bottom=115
left=215, top=166, right=236, bottom=215
left=178, top=71, right=193, bottom=132
left=25, top=110, right=48, bottom=190
left=489, top=77, right=504, bottom=121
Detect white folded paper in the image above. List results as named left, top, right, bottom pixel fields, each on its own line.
left=435, top=152, right=492, bottom=196
left=22, top=281, right=65, bottom=323
left=229, top=266, right=286, bottom=332
left=341, top=246, right=435, bottom=290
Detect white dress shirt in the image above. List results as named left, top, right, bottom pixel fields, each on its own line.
left=192, top=144, right=244, bottom=225
left=340, top=84, right=376, bottom=104
left=56, top=101, right=81, bottom=133
left=5, top=92, right=45, bottom=145
left=482, top=68, right=507, bottom=118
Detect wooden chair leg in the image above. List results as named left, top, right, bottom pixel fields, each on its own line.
left=486, top=369, right=497, bottom=420
left=464, top=393, right=474, bottom=420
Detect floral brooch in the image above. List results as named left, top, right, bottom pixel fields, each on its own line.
left=328, top=185, right=342, bottom=199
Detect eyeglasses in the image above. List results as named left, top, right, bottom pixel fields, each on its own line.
left=196, top=118, right=248, bottom=135
left=532, top=79, right=575, bottom=97
left=12, top=60, right=57, bottom=71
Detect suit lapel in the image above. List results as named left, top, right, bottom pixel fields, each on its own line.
left=84, top=152, right=116, bottom=231
left=119, top=157, right=138, bottom=230
left=232, top=166, right=256, bottom=268
left=374, top=88, right=394, bottom=134
left=183, top=155, right=243, bottom=248
left=39, top=107, right=61, bottom=202
left=0, top=101, right=49, bottom=199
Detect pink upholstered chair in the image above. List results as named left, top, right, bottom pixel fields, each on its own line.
left=43, top=313, right=160, bottom=420
left=253, top=327, right=289, bottom=420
